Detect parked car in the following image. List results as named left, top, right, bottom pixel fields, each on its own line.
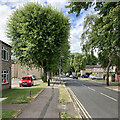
left=81, top=74, right=89, bottom=78
left=72, top=75, right=78, bottom=79
left=19, top=76, right=34, bottom=87
left=66, top=73, right=69, bottom=77
left=28, top=75, right=36, bottom=80
left=91, top=75, right=103, bottom=80
left=69, top=75, right=73, bottom=78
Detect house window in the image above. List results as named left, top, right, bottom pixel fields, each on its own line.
left=2, top=71, right=9, bottom=84
left=2, top=47, right=9, bottom=61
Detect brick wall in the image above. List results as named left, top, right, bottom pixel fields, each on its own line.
left=11, top=64, right=42, bottom=79
left=1, top=42, right=11, bottom=90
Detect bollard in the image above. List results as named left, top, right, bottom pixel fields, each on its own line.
left=48, top=79, right=50, bottom=86
left=29, top=90, right=31, bottom=97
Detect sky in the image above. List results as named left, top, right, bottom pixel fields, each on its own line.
left=0, top=0, right=96, bottom=53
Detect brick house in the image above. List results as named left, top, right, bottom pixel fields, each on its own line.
left=81, top=65, right=105, bottom=77
left=81, top=65, right=118, bottom=82
left=0, top=40, right=12, bottom=90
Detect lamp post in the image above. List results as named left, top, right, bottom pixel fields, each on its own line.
left=27, top=65, right=29, bottom=75
left=59, top=56, right=64, bottom=83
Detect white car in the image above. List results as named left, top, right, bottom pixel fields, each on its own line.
left=28, top=75, right=36, bottom=80
left=66, top=73, right=69, bottom=77
left=91, top=75, right=103, bottom=80
left=69, top=75, right=73, bottom=78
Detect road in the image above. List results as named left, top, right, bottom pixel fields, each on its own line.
left=63, top=78, right=119, bottom=119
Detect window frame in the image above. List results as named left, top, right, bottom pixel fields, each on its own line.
left=2, top=46, right=9, bottom=61
left=2, top=70, right=9, bottom=85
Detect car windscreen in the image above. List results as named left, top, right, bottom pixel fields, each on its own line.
left=22, top=77, right=31, bottom=80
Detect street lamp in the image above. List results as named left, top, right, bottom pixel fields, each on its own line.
left=59, top=56, right=64, bottom=83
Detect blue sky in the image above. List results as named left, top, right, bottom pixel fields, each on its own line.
left=0, top=0, right=95, bottom=53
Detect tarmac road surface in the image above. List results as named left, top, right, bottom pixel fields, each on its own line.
left=64, top=78, right=119, bottom=119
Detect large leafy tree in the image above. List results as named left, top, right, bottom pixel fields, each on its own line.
left=66, top=2, right=120, bottom=85
left=81, top=2, right=120, bottom=85
left=7, top=3, right=70, bottom=82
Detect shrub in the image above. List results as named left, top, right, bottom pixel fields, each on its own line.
left=78, top=73, right=81, bottom=77
left=40, top=75, right=44, bottom=82
left=103, top=73, right=106, bottom=80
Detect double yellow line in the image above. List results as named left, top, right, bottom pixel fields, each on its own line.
left=68, top=87, right=93, bottom=120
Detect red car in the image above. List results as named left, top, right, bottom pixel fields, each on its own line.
left=19, top=76, right=34, bottom=87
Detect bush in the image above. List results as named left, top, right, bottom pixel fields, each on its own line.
left=40, top=75, right=44, bottom=82
left=103, top=73, right=107, bottom=80
left=109, top=73, right=115, bottom=82
left=78, top=73, right=81, bottom=77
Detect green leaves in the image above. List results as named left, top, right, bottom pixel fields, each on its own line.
left=7, top=2, right=70, bottom=74
left=80, top=2, right=120, bottom=71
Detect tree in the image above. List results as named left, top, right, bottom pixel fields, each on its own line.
left=7, top=3, right=70, bottom=82
left=66, top=2, right=120, bottom=85
left=81, top=2, right=120, bottom=85
left=85, top=53, right=98, bottom=65
left=69, top=53, right=86, bottom=75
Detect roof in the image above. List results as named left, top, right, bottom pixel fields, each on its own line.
left=0, top=40, right=12, bottom=48
left=86, top=65, right=101, bottom=69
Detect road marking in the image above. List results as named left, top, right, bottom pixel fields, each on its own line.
left=88, top=87, right=96, bottom=91
left=100, top=92, right=117, bottom=102
left=68, top=87, right=93, bottom=120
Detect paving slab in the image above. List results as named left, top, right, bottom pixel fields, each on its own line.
left=17, top=87, right=59, bottom=118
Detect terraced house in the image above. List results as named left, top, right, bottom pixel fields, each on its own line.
left=0, top=40, right=11, bottom=90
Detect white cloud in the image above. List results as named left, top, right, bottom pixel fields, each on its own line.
left=68, top=6, right=97, bottom=54
left=0, top=4, right=14, bottom=44
left=0, top=0, right=97, bottom=54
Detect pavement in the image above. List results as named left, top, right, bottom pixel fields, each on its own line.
left=78, top=77, right=120, bottom=92
left=2, top=79, right=78, bottom=119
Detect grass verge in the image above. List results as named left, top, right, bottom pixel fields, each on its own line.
left=61, top=112, right=79, bottom=119
left=59, top=86, right=72, bottom=104
left=110, top=82, right=120, bottom=86
left=93, top=79, right=105, bottom=82
left=35, top=82, right=48, bottom=87
left=0, top=110, right=20, bottom=119
left=2, top=88, right=44, bottom=104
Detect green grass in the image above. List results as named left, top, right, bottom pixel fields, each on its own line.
left=0, top=110, right=19, bottom=119
left=35, top=82, right=48, bottom=87
left=59, top=87, right=72, bottom=104
left=84, top=80, right=89, bottom=82
left=93, top=79, right=105, bottom=82
left=61, top=112, right=79, bottom=119
left=110, top=82, right=120, bottom=86
left=2, top=88, right=44, bottom=104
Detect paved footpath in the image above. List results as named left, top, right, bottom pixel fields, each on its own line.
left=17, top=87, right=59, bottom=118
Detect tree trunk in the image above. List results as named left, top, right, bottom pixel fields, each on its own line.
left=75, top=70, right=77, bottom=75
left=43, top=66, right=47, bottom=82
left=106, top=60, right=112, bottom=86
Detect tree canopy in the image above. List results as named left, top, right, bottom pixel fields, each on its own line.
left=7, top=3, right=70, bottom=82
left=66, top=2, right=120, bottom=85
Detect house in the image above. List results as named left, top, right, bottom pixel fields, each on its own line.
left=11, top=61, right=42, bottom=79
left=0, top=40, right=12, bottom=90
left=81, top=65, right=105, bottom=77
